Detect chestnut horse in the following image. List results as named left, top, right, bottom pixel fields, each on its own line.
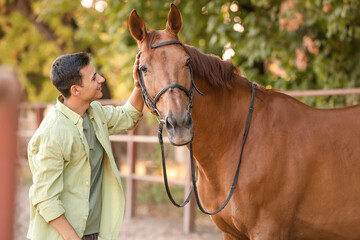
left=129, top=4, right=360, bottom=240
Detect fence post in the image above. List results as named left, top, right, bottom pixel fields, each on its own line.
left=0, top=66, right=21, bottom=240
left=125, top=129, right=137, bottom=220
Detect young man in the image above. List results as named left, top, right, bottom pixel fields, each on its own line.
left=27, top=52, right=143, bottom=240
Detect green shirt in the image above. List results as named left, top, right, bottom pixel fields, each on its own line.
left=27, top=96, right=142, bottom=240
left=82, top=112, right=103, bottom=235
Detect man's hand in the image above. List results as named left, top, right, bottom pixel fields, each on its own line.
left=133, top=54, right=140, bottom=88
left=129, top=54, right=144, bottom=112
left=49, top=215, right=81, bottom=240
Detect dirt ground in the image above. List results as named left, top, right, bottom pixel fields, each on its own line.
left=14, top=183, right=223, bottom=240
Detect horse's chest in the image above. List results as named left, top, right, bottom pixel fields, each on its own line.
left=211, top=210, right=248, bottom=239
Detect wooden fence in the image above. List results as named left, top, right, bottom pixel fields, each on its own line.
left=18, top=87, right=360, bottom=233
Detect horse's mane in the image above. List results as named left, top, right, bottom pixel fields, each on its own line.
left=184, top=45, right=240, bottom=89
left=184, top=45, right=274, bottom=94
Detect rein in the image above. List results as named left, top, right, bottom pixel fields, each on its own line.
left=136, top=40, right=256, bottom=215
left=192, top=82, right=255, bottom=215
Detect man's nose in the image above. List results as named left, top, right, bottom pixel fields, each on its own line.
left=98, top=75, right=105, bottom=83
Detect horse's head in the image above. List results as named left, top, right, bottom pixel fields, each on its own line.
left=129, top=4, right=197, bottom=146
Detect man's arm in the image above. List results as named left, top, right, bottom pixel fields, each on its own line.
left=49, top=215, right=81, bottom=240
left=99, top=55, right=143, bottom=135
left=128, top=87, right=144, bottom=112
left=28, top=134, right=79, bottom=239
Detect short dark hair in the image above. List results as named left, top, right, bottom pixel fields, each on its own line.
left=50, top=52, right=90, bottom=98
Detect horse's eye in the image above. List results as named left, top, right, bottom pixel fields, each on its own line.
left=140, top=65, right=148, bottom=73
left=186, top=58, right=191, bottom=66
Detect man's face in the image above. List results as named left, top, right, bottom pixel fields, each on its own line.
left=77, top=63, right=105, bottom=102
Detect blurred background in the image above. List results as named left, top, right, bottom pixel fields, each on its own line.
left=2, top=0, right=360, bottom=106
left=1, top=0, right=360, bottom=239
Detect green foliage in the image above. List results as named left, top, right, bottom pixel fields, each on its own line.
left=231, top=0, right=360, bottom=107
left=0, top=0, right=359, bottom=107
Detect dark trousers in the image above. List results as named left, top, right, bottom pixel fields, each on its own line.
left=82, top=233, right=99, bottom=240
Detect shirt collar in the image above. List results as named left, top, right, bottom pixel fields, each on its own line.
left=56, top=95, right=96, bottom=124
left=56, top=95, right=82, bottom=125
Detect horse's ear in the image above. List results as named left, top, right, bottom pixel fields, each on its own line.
left=166, top=3, right=182, bottom=35
left=129, top=9, right=147, bottom=42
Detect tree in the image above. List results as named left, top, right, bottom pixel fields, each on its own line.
left=1, top=0, right=359, bottom=107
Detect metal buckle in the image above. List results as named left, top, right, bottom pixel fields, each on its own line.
left=154, top=108, right=166, bottom=124
left=186, top=104, right=192, bottom=112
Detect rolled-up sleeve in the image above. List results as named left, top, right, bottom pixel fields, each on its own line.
left=102, top=100, right=143, bottom=135
left=28, top=134, right=65, bottom=222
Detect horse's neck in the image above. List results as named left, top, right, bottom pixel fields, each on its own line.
left=191, top=76, right=253, bottom=175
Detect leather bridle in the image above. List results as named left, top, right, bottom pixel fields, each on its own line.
left=136, top=40, right=203, bottom=123
left=136, top=39, right=256, bottom=215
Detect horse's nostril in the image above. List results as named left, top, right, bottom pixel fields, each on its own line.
left=184, top=113, right=193, bottom=127
left=165, top=116, right=176, bottom=131
left=165, top=113, right=192, bottom=133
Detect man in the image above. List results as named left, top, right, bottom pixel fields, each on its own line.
left=27, top=52, right=143, bottom=240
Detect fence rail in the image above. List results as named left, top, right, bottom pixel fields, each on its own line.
left=18, top=88, right=360, bottom=233
left=282, top=88, right=360, bottom=97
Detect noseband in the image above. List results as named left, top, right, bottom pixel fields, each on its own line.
left=136, top=40, right=256, bottom=215
left=137, top=40, right=203, bottom=123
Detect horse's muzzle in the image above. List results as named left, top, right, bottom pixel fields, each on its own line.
left=165, top=112, right=193, bottom=146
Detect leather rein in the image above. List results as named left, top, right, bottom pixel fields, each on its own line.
left=136, top=40, right=256, bottom=215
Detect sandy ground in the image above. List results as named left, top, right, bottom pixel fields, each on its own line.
left=14, top=183, right=223, bottom=240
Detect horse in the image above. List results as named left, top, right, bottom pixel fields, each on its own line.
left=129, top=4, right=360, bottom=240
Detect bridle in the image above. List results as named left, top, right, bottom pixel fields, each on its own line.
left=137, top=40, right=203, bottom=123
left=136, top=39, right=256, bottom=215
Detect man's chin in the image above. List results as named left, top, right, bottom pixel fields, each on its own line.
left=90, top=94, right=103, bottom=102
left=96, top=92, right=103, bottom=99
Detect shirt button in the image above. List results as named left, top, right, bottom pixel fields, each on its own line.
left=86, top=181, right=89, bottom=185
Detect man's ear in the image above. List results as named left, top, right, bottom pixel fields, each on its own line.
left=166, top=3, right=182, bottom=35
left=129, top=9, right=147, bottom=42
left=70, top=85, right=80, bottom=96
